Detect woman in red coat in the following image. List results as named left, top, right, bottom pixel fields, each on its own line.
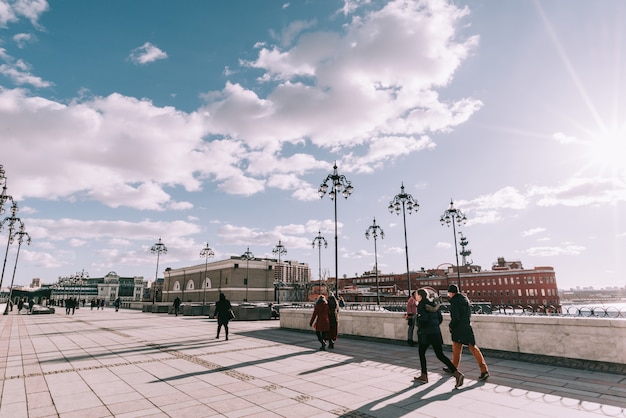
left=310, top=295, right=330, bottom=350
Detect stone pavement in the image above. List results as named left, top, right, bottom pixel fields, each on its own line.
left=0, top=306, right=625, bottom=418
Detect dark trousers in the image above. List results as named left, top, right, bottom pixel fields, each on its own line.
left=418, top=333, right=456, bottom=374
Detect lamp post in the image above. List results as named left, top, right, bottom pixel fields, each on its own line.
left=0, top=201, right=22, bottom=292
left=318, top=162, right=353, bottom=294
left=311, top=230, right=327, bottom=295
left=272, top=240, right=287, bottom=303
left=200, top=243, right=214, bottom=305
left=440, top=199, right=467, bottom=293
left=75, top=269, right=88, bottom=309
left=150, top=237, right=167, bottom=304
left=388, top=182, right=419, bottom=295
left=3, top=224, right=30, bottom=315
left=241, top=247, right=254, bottom=302
left=365, top=218, right=385, bottom=305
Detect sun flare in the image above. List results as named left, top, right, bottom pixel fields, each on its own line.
left=587, top=129, right=626, bottom=177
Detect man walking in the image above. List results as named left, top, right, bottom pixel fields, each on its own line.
left=406, top=290, right=418, bottom=346
left=446, top=284, right=489, bottom=380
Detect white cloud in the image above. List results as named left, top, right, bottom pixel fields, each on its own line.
left=524, top=244, right=585, bottom=257
left=522, top=227, right=546, bottom=237
left=529, top=177, right=626, bottom=207
left=0, top=0, right=49, bottom=28
left=129, top=42, right=168, bottom=64
left=0, top=53, right=52, bottom=88
left=1, top=0, right=482, bottom=212
left=552, top=131, right=580, bottom=144
left=13, top=33, right=35, bottom=48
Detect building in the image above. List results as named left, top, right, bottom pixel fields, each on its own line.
left=49, top=271, right=146, bottom=304
left=162, top=257, right=311, bottom=303
left=337, top=257, right=560, bottom=310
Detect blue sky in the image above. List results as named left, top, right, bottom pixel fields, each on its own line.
left=1, top=0, right=624, bottom=290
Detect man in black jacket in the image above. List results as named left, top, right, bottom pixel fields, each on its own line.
left=446, top=284, right=489, bottom=381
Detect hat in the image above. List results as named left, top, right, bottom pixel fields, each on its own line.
left=447, top=284, right=459, bottom=294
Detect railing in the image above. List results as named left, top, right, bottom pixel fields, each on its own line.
left=280, top=301, right=626, bottom=319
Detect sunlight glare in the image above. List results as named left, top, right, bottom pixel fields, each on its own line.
left=587, top=129, right=626, bottom=177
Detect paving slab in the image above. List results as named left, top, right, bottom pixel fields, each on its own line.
left=0, top=307, right=625, bottom=417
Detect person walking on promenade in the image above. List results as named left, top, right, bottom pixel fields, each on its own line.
left=173, top=296, right=181, bottom=316
left=406, top=290, right=418, bottom=346
left=309, top=295, right=330, bottom=351
left=327, top=294, right=339, bottom=349
left=114, top=297, right=121, bottom=312
left=91, top=299, right=96, bottom=310
left=213, top=293, right=232, bottom=340
left=414, top=288, right=464, bottom=388
left=17, top=298, right=24, bottom=314
left=446, top=284, right=490, bottom=381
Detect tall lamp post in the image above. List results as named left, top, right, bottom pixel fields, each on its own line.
left=365, top=218, right=385, bottom=305
left=200, top=243, right=214, bottom=305
left=388, top=182, right=419, bottom=295
left=241, top=247, right=254, bottom=302
left=311, top=230, right=327, bottom=295
left=318, top=162, right=353, bottom=294
left=75, top=269, right=88, bottom=309
left=272, top=240, right=287, bottom=303
left=440, top=200, right=467, bottom=293
left=3, top=223, right=30, bottom=315
left=0, top=202, right=22, bottom=291
left=150, top=237, right=167, bottom=304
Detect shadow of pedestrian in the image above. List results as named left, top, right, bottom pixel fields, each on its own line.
left=337, top=375, right=481, bottom=417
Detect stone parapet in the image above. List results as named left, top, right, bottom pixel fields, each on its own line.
left=280, top=308, right=626, bottom=370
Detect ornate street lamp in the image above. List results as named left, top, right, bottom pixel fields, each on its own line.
left=150, top=237, right=167, bottom=304
left=200, top=243, right=214, bottom=306
left=440, top=199, right=467, bottom=293
left=365, top=218, right=385, bottom=305
left=272, top=240, right=287, bottom=302
left=311, top=230, right=327, bottom=294
left=0, top=165, right=13, bottom=216
left=388, top=182, right=419, bottom=294
left=241, top=247, right=254, bottom=302
left=318, top=162, right=353, bottom=294
left=3, top=223, right=30, bottom=315
left=0, top=201, right=22, bottom=291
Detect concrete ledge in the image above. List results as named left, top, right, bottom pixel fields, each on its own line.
left=280, top=308, right=626, bottom=370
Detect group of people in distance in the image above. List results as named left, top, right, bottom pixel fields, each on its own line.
left=310, top=285, right=489, bottom=389
left=407, top=284, right=490, bottom=388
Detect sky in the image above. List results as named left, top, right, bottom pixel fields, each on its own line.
left=0, top=0, right=625, bottom=291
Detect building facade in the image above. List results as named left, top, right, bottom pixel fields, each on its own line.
left=50, top=271, right=146, bottom=304
left=162, top=257, right=311, bottom=303
left=338, top=258, right=560, bottom=310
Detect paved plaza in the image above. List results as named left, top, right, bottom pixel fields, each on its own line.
left=0, top=306, right=625, bottom=418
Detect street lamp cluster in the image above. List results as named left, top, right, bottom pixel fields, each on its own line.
left=0, top=165, right=31, bottom=315
left=318, top=163, right=353, bottom=294
left=150, top=237, right=167, bottom=304
left=388, top=183, right=420, bottom=294
left=147, top=165, right=469, bottom=307
left=365, top=218, right=384, bottom=305
left=272, top=240, right=287, bottom=303
left=241, top=246, right=253, bottom=302
left=200, top=243, right=215, bottom=305
left=440, top=199, right=467, bottom=292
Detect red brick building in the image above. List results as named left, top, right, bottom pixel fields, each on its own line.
left=337, top=257, right=560, bottom=310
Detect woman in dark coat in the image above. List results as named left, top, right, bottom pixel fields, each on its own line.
left=326, top=294, right=339, bottom=348
left=213, top=293, right=233, bottom=340
left=414, top=288, right=465, bottom=388
left=309, top=295, right=330, bottom=350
